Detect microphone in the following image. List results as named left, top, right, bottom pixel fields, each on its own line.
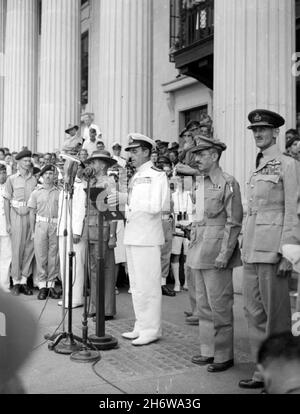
left=83, top=166, right=96, bottom=179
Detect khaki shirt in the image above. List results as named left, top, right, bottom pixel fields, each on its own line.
left=242, top=145, right=299, bottom=264
left=27, top=185, right=59, bottom=219
left=188, top=167, right=243, bottom=269
left=3, top=171, right=36, bottom=203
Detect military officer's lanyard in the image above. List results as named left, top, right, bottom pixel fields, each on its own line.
left=175, top=189, right=188, bottom=214
left=195, top=175, right=205, bottom=221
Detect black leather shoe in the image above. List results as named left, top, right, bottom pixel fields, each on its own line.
left=49, top=288, right=61, bottom=299
left=207, top=359, right=234, bottom=372
left=161, top=286, right=176, bottom=297
left=88, top=312, right=96, bottom=318
left=37, top=288, right=49, bottom=300
left=192, top=355, right=214, bottom=365
left=238, top=379, right=264, bottom=389
left=186, top=316, right=199, bottom=325
left=20, top=284, right=33, bottom=296
left=184, top=311, right=193, bottom=317
left=11, top=284, right=21, bottom=296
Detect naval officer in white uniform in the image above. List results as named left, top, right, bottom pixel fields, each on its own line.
left=108, top=133, right=169, bottom=346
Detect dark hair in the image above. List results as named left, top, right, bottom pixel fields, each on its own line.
left=286, top=129, right=298, bottom=137
left=140, top=145, right=152, bottom=157
left=258, top=332, right=300, bottom=367
left=0, top=164, right=6, bottom=172
left=186, top=120, right=200, bottom=130
left=90, top=128, right=97, bottom=134
left=0, top=148, right=5, bottom=155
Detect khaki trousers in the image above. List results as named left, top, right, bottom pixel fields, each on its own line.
left=243, top=262, right=291, bottom=381
left=192, top=268, right=234, bottom=363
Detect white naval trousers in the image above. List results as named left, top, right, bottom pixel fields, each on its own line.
left=59, top=236, right=86, bottom=306
left=126, top=245, right=162, bottom=339
left=0, top=235, right=12, bottom=292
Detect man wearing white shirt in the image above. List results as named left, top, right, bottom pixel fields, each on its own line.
left=0, top=165, right=11, bottom=292
left=82, top=113, right=101, bottom=141
left=112, top=142, right=127, bottom=168
left=82, top=128, right=99, bottom=156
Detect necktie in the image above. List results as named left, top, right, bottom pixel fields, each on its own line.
left=256, top=152, right=264, bottom=169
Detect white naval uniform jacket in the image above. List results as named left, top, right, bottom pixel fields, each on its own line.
left=124, top=161, right=169, bottom=246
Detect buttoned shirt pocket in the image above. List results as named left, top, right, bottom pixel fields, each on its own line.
left=254, top=174, right=281, bottom=201
left=201, top=226, right=224, bottom=264
left=205, top=189, right=224, bottom=218
left=253, top=210, right=284, bottom=252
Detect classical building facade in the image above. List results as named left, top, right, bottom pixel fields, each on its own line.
left=0, top=0, right=298, bottom=198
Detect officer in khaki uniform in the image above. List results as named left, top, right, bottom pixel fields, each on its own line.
left=3, top=150, right=37, bottom=296
left=239, top=110, right=299, bottom=390
left=28, top=165, right=60, bottom=300
left=187, top=137, right=243, bottom=373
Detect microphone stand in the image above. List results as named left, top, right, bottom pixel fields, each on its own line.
left=71, top=175, right=100, bottom=363
left=87, top=183, right=118, bottom=350
left=44, top=187, right=68, bottom=343
left=48, top=181, right=82, bottom=354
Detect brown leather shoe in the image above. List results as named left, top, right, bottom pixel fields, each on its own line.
left=238, top=379, right=264, bottom=389
left=186, top=315, right=199, bottom=325
left=49, top=288, right=61, bottom=299
left=37, top=288, right=49, bottom=300
left=207, top=359, right=234, bottom=372
left=20, top=284, right=33, bottom=296
left=161, top=286, right=176, bottom=297
left=11, top=284, right=21, bottom=296
left=191, top=355, right=214, bottom=365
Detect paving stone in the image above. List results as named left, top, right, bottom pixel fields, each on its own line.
left=81, top=318, right=251, bottom=384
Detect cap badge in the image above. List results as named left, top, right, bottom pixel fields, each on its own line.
left=128, top=137, right=134, bottom=145
left=254, top=113, right=262, bottom=122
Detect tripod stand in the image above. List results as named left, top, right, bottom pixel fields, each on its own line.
left=48, top=182, right=82, bottom=354
left=71, top=175, right=100, bottom=362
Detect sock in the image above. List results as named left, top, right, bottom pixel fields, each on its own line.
left=171, top=262, right=180, bottom=289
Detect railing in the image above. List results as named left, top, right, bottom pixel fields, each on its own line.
left=170, top=0, right=214, bottom=61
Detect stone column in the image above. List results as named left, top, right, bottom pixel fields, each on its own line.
left=0, top=0, right=6, bottom=145
left=91, top=0, right=153, bottom=149
left=38, top=0, right=80, bottom=152
left=213, top=0, right=295, bottom=199
left=3, top=0, right=38, bottom=151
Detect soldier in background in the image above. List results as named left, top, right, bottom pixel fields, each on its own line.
left=0, top=164, right=11, bottom=293
left=3, top=150, right=37, bottom=296
left=28, top=165, right=60, bottom=301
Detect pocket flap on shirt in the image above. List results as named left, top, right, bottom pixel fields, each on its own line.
left=256, top=174, right=280, bottom=184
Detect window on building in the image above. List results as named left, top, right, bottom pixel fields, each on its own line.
left=182, top=105, right=208, bottom=126
left=81, top=31, right=89, bottom=111
left=179, top=105, right=208, bottom=141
